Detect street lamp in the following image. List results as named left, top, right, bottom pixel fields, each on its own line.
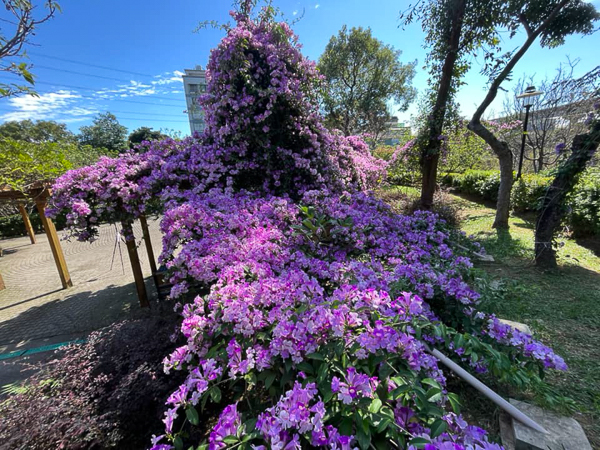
left=515, top=86, right=543, bottom=179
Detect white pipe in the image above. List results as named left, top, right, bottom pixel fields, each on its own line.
left=427, top=346, right=548, bottom=435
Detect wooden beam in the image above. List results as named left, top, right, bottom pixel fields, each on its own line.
left=121, top=220, right=150, bottom=308
left=139, top=215, right=158, bottom=275
left=35, top=200, right=72, bottom=289
left=18, top=203, right=36, bottom=244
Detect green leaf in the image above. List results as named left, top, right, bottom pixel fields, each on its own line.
left=408, top=437, right=431, bottom=448
left=209, top=386, right=222, bottom=403
left=357, top=428, right=371, bottom=450
left=430, top=419, right=448, bottom=438
left=448, top=393, right=462, bottom=414
left=306, top=352, right=325, bottom=360
left=265, top=372, right=276, bottom=389
left=186, top=405, right=200, bottom=426
left=368, top=398, right=382, bottom=414
left=222, top=435, right=238, bottom=444
left=421, top=378, right=441, bottom=390
left=376, top=417, right=392, bottom=433
left=173, top=436, right=184, bottom=450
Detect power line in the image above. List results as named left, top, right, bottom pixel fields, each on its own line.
left=27, top=52, right=157, bottom=78
left=0, top=106, right=187, bottom=118
left=33, top=64, right=151, bottom=83
left=0, top=76, right=184, bottom=102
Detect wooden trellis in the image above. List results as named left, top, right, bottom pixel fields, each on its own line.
left=0, top=183, right=72, bottom=289
left=0, top=183, right=160, bottom=307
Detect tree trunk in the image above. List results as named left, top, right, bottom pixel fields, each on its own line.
left=495, top=145, right=514, bottom=229
left=468, top=121, right=513, bottom=228
left=535, top=123, right=600, bottom=269
left=421, top=153, right=440, bottom=209
left=419, top=0, right=466, bottom=209
left=467, top=0, right=570, bottom=227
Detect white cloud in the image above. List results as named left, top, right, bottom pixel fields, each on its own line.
left=315, top=4, right=320, bottom=8
left=0, top=90, right=81, bottom=121
left=293, top=9, right=298, bottom=15
left=151, top=70, right=184, bottom=86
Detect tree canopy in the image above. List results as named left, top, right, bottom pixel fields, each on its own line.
left=79, top=112, right=128, bottom=152
left=318, top=26, right=416, bottom=138
left=127, top=126, right=167, bottom=149
left=0, top=119, right=76, bottom=143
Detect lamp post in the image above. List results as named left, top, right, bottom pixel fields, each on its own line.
left=515, top=86, right=543, bottom=179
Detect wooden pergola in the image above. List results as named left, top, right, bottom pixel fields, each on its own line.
left=0, top=182, right=158, bottom=307
left=0, top=182, right=72, bottom=290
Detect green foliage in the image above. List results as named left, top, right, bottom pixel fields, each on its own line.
left=78, top=112, right=128, bottom=152
left=0, top=138, right=72, bottom=191
left=0, top=1, right=60, bottom=97
left=127, top=126, right=167, bottom=150
left=0, top=209, right=67, bottom=238
left=567, top=169, right=600, bottom=236
left=0, top=119, right=76, bottom=143
left=442, top=169, right=600, bottom=236
left=318, top=25, right=417, bottom=137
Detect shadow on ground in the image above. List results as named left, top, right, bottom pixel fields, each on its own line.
left=0, top=279, right=158, bottom=352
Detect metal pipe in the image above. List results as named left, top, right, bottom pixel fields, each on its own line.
left=426, top=346, right=548, bottom=435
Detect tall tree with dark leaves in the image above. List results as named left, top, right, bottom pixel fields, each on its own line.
left=318, top=26, right=416, bottom=139
left=79, top=112, right=128, bottom=153
left=402, top=0, right=470, bottom=210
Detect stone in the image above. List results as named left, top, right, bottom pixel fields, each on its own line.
left=499, top=319, right=532, bottom=335
left=500, top=399, right=592, bottom=450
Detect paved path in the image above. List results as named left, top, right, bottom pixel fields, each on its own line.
left=0, top=218, right=164, bottom=355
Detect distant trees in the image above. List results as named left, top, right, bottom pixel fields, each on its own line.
left=0, top=1, right=59, bottom=97
left=0, top=119, right=76, bottom=143
left=128, top=127, right=167, bottom=149
left=79, top=112, right=128, bottom=152
left=318, top=26, right=416, bottom=139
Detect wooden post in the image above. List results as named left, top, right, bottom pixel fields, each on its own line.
left=139, top=215, right=158, bottom=275
left=18, top=203, right=36, bottom=244
left=36, top=200, right=72, bottom=289
left=0, top=272, right=5, bottom=291
left=121, top=220, right=150, bottom=308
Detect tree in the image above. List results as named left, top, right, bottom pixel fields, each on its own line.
left=535, top=89, right=599, bottom=269
left=0, top=119, right=76, bottom=143
left=467, top=0, right=599, bottom=228
left=318, top=26, right=416, bottom=138
left=127, top=126, right=166, bottom=149
left=79, top=112, right=128, bottom=152
left=0, top=1, right=59, bottom=97
left=0, top=138, right=72, bottom=192
left=401, top=0, right=470, bottom=209
left=502, top=59, right=594, bottom=172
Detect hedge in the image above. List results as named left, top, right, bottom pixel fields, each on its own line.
left=440, top=169, right=600, bottom=236
left=0, top=209, right=67, bottom=239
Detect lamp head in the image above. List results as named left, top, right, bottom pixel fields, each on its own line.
left=517, top=85, right=543, bottom=107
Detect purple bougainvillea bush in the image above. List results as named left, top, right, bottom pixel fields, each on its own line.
left=47, top=7, right=567, bottom=450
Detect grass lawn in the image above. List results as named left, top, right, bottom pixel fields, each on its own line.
left=379, top=185, right=600, bottom=447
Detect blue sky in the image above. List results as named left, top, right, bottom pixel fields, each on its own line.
left=1, top=0, right=598, bottom=136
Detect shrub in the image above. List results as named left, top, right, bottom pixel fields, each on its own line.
left=0, top=209, right=67, bottom=239
left=441, top=169, right=600, bottom=236
left=0, top=313, right=186, bottom=449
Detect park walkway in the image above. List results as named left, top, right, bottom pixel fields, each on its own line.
left=0, top=218, right=163, bottom=355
